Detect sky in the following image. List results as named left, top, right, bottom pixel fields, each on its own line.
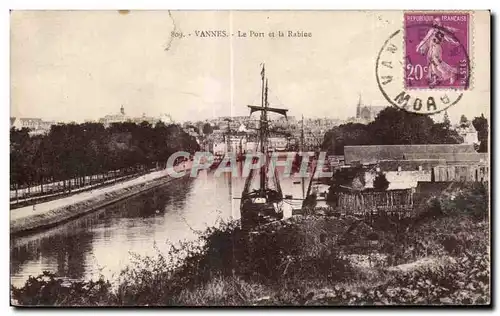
left=10, top=11, right=490, bottom=124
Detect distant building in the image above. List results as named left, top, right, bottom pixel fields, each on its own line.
left=268, top=137, right=288, bottom=151
left=98, top=106, right=171, bottom=127
left=454, top=121, right=479, bottom=145
left=11, top=117, right=55, bottom=135
left=433, top=164, right=488, bottom=182
left=131, top=113, right=162, bottom=126
left=238, top=123, right=247, bottom=133
left=159, top=113, right=175, bottom=125
left=98, top=105, right=129, bottom=126
left=408, top=148, right=489, bottom=183
left=213, top=142, right=227, bottom=155
left=364, top=168, right=432, bottom=190
left=245, top=141, right=258, bottom=153
left=354, top=95, right=386, bottom=123
left=418, top=152, right=489, bottom=182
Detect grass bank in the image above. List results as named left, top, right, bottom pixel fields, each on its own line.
left=11, top=183, right=490, bottom=306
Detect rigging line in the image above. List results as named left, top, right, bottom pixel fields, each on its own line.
left=229, top=11, right=234, bottom=125
left=267, top=88, right=285, bottom=107
left=248, top=89, right=264, bottom=108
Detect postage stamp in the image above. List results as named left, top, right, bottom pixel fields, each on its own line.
left=376, top=11, right=472, bottom=115
left=404, top=12, right=471, bottom=90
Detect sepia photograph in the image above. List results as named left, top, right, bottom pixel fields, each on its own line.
left=9, top=10, right=491, bottom=307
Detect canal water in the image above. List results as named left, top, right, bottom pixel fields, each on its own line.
left=10, top=167, right=306, bottom=288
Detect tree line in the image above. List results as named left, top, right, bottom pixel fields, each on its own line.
left=10, top=121, right=200, bottom=190
left=321, top=107, right=489, bottom=155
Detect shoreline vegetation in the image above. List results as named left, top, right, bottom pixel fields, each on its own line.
left=11, top=183, right=489, bottom=306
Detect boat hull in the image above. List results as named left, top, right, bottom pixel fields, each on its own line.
left=240, top=192, right=284, bottom=229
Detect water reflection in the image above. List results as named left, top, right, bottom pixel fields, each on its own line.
left=11, top=167, right=306, bottom=288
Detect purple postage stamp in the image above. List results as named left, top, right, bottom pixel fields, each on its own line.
left=404, top=12, right=470, bottom=90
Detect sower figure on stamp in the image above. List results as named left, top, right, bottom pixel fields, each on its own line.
left=416, top=18, right=460, bottom=87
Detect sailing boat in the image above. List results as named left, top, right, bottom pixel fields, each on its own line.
left=240, top=64, right=288, bottom=229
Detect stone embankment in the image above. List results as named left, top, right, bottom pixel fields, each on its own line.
left=11, top=163, right=192, bottom=235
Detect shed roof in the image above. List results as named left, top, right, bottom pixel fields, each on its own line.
left=404, top=152, right=487, bottom=163
left=377, top=159, right=445, bottom=171
left=344, top=144, right=476, bottom=164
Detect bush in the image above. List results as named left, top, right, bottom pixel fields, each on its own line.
left=443, top=183, right=488, bottom=220
left=297, top=252, right=489, bottom=306
left=373, top=173, right=389, bottom=191
left=114, top=221, right=244, bottom=305
left=415, top=183, right=488, bottom=222
left=11, top=271, right=114, bottom=306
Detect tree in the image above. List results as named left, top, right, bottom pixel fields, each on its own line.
left=202, top=123, right=213, bottom=135
left=321, top=107, right=463, bottom=155
left=430, top=122, right=463, bottom=144
left=321, top=123, right=370, bottom=155
left=10, top=127, right=32, bottom=187
left=10, top=120, right=200, bottom=193
left=369, top=107, right=436, bottom=144
left=373, top=172, right=390, bottom=191
left=472, top=114, right=488, bottom=152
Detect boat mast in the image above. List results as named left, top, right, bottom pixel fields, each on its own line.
left=259, top=64, right=268, bottom=193
left=225, top=118, right=231, bottom=154
left=300, top=114, right=304, bottom=152
left=300, top=114, right=305, bottom=198
left=244, top=63, right=287, bottom=197
left=259, top=64, right=265, bottom=157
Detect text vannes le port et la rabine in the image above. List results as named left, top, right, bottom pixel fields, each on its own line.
left=171, top=30, right=312, bottom=39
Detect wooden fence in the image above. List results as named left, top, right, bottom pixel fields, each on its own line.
left=336, top=189, right=414, bottom=218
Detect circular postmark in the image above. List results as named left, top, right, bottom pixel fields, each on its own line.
left=376, top=21, right=471, bottom=115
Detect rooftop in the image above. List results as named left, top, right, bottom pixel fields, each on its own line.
left=404, top=152, right=488, bottom=163
left=377, top=159, right=446, bottom=171
left=18, top=118, right=43, bottom=122
left=344, top=144, right=476, bottom=165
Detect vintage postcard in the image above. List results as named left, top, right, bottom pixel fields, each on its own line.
left=10, top=10, right=490, bottom=307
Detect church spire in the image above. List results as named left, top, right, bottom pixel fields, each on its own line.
left=443, top=110, right=450, bottom=128
left=356, top=94, right=362, bottom=118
